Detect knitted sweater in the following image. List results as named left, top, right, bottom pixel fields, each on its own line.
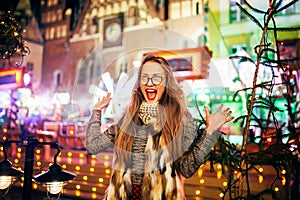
left=86, top=110, right=220, bottom=199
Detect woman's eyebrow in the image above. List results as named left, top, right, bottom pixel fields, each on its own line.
left=141, top=73, right=163, bottom=76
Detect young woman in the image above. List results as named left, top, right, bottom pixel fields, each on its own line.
left=86, top=55, right=234, bottom=200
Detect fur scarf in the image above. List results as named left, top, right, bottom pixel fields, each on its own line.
left=105, top=127, right=186, bottom=200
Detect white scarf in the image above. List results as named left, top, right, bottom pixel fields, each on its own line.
left=138, top=101, right=158, bottom=125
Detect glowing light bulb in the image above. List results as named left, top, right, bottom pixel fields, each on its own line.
left=47, top=182, right=63, bottom=194
left=0, top=176, right=12, bottom=190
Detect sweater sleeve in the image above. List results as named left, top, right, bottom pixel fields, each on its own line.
left=85, top=110, right=116, bottom=155
left=176, top=113, right=221, bottom=178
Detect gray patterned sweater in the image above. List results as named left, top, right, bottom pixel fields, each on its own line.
left=86, top=110, right=221, bottom=199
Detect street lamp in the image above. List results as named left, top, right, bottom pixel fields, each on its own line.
left=0, top=138, right=76, bottom=200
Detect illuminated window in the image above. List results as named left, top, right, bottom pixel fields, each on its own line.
left=277, top=0, right=295, bottom=15
left=57, top=9, right=63, bottom=21
left=113, top=2, right=120, bottom=14
left=171, top=2, right=181, bottom=19
left=106, top=4, right=112, bottom=15
left=57, top=26, right=62, bottom=38
left=50, top=27, right=55, bottom=40
left=51, top=11, right=57, bottom=22
left=182, top=1, right=191, bottom=18
left=121, top=1, right=128, bottom=13
left=46, top=12, right=51, bottom=23
left=61, top=25, right=67, bottom=37
left=192, top=0, right=202, bottom=15
left=99, top=6, right=105, bottom=17
left=230, top=0, right=247, bottom=23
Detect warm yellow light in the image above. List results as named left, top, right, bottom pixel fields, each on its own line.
left=47, top=182, right=63, bottom=194
left=258, top=175, right=263, bottom=183
left=195, top=190, right=200, bottom=195
left=219, top=193, right=224, bottom=198
left=98, top=178, right=104, bottom=183
left=281, top=169, right=286, bottom=175
left=17, top=148, right=22, bottom=153
left=258, top=167, right=263, bottom=172
left=197, top=169, right=203, bottom=178
left=92, top=187, right=97, bottom=192
left=14, top=159, right=19, bottom=164
left=75, top=190, right=80, bottom=196
left=83, top=176, right=88, bottom=181
left=217, top=164, right=222, bottom=169
left=91, top=155, right=96, bottom=159
left=17, top=153, right=21, bottom=158
left=33, top=183, right=38, bottom=189
left=67, top=158, right=72, bottom=164
left=36, top=149, right=41, bottom=154
left=79, top=153, right=84, bottom=158
left=36, top=154, right=41, bottom=160
left=282, top=177, right=286, bottom=186
left=223, top=181, right=227, bottom=187
left=104, top=161, right=109, bottom=167
left=0, top=176, right=12, bottom=190
left=91, top=160, right=96, bottom=166
left=37, top=161, right=41, bottom=166
left=104, top=155, right=110, bottom=160
left=274, top=187, right=279, bottom=192
left=75, top=166, right=80, bottom=171
left=105, top=169, right=111, bottom=174
left=62, top=164, right=67, bottom=169
left=76, top=185, right=81, bottom=189
left=92, top=193, right=97, bottom=199
left=67, top=152, right=72, bottom=157
left=217, top=171, right=222, bottom=179
left=90, top=168, right=95, bottom=173
left=199, top=179, right=204, bottom=184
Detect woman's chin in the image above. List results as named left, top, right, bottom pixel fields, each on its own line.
left=145, top=98, right=158, bottom=104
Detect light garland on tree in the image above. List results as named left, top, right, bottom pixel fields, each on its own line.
left=0, top=11, right=30, bottom=67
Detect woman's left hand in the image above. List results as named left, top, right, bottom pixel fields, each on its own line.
left=205, top=104, right=234, bottom=135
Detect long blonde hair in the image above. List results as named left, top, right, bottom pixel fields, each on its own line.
left=114, top=54, right=187, bottom=163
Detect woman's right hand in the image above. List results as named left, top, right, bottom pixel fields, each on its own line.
left=94, top=93, right=111, bottom=111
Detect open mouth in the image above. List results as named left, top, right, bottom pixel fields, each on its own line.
left=146, top=89, right=157, bottom=100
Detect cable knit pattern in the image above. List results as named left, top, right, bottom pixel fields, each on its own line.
left=131, top=126, right=149, bottom=184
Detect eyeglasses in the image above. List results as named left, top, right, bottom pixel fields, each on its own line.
left=140, top=75, right=164, bottom=86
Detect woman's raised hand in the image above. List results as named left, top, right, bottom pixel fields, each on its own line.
left=204, top=104, right=234, bottom=135
left=94, top=93, right=111, bottom=111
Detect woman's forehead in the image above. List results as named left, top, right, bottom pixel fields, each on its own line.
left=141, top=62, right=164, bottom=74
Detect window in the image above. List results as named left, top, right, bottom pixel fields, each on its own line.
left=53, top=70, right=63, bottom=87
left=171, top=2, right=181, bottom=19
left=77, top=67, right=86, bottom=84
left=182, top=1, right=191, bottom=18
left=277, top=0, right=295, bottom=15
left=230, top=0, right=247, bottom=23
left=230, top=44, right=247, bottom=55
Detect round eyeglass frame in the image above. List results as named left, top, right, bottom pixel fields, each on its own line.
left=140, top=75, right=164, bottom=86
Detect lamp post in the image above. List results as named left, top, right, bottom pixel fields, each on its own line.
left=0, top=138, right=76, bottom=200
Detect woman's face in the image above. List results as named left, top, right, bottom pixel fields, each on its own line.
left=140, top=61, right=166, bottom=104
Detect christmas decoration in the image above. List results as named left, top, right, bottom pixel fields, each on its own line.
left=0, top=11, right=30, bottom=67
